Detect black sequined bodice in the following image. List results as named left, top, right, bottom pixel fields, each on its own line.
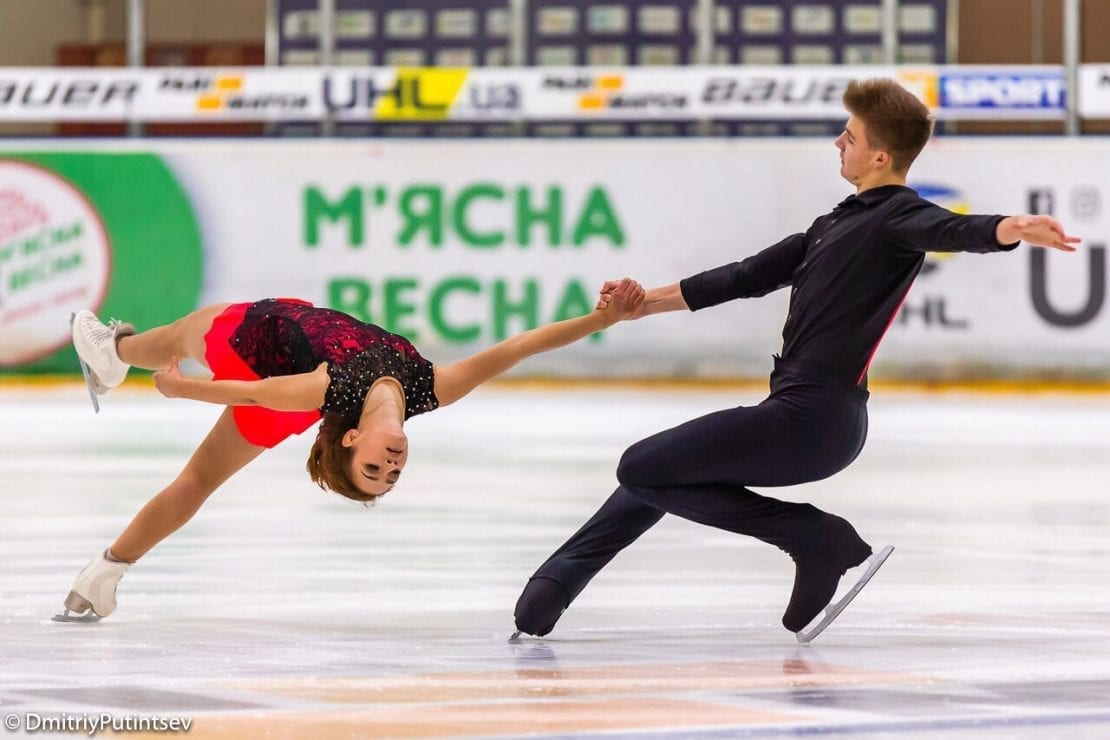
left=229, top=299, right=439, bottom=422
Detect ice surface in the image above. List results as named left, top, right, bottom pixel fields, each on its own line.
left=1, top=382, right=1109, bottom=738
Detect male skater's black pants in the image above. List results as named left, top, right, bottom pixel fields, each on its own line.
left=515, top=357, right=874, bottom=635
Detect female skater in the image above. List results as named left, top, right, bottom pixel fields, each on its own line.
left=57, top=280, right=644, bottom=622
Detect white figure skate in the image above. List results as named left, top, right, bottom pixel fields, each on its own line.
left=53, top=550, right=131, bottom=623
left=71, top=309, right=134, bottom=412
left=795, top=545, right=894, bottom=643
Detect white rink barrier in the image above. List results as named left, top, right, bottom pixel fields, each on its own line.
left=0, top=138, right=1106, bottom=379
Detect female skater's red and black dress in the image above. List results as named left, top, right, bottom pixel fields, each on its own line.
left=204, top=299, right=438, bottom=447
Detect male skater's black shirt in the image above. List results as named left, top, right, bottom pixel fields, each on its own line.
left=679, top=184, right=1018, bottom=385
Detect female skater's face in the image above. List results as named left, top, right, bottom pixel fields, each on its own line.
left=343, top=427, right=409, bottom=496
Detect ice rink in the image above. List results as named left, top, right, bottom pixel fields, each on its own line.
left=2, top=381, right=1109, bottom=739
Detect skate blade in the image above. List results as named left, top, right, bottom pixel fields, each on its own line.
left=52, top=610, right=102, bottom=624
left=71, top=312, right=100, bottom=414
left=52, top=590, right=103, bottom=623
left=795, top=544, right=894, bottom=644
left=508, top=631, right=522, bottom=643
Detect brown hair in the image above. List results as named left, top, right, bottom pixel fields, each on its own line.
left=842, top=78, right=934, bottom=174
left=306, top=413, right=381, bottom=505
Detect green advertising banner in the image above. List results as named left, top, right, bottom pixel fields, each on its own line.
left=0, top=153, right=203, bottom=373
left=0, top=139, right=1106, bottom=380
left=303, top=182, right=626, bottom=345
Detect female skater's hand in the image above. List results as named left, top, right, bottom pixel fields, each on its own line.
left=597, top=278, right=646, bottom=325
left=153, top=357, right=185, bottom=399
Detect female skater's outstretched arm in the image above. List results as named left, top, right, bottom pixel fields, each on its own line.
left=152, top=360, right=328, bottom=410
left=434, top=278, right=644, bottom=406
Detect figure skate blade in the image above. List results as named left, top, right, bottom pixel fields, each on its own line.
left=796, top=544, right=894, bottom=644
left=71, top=312, right=100, bottom=414
left=52, top=609, right=102, bottom=624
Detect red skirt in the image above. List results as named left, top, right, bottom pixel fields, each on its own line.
left=203, top=300, right=322, bottom=448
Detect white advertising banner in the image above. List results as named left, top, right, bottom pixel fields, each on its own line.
left=1079, top=65, right=1110, bottom=117
left=0, top=67, right=321, bottom=122
left=0, top=65, right=1084, bottom=123
left=520, top=66, right=872, bottom=120
left=1, top=139, right=1107, bottom=378
left=0, top=69, right=145, bottom=121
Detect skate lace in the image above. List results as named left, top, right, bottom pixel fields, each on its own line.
left=83, top=316, right=126, bottom=343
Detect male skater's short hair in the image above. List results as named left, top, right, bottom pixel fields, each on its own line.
left=843, top=79, right=934, bottom=174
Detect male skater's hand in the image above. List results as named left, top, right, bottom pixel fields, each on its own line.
left=597, top=278, right=646, bottom=325
left=597, top=278, right=648, bottom=321
left=998, top=215, right=1081, bottom=252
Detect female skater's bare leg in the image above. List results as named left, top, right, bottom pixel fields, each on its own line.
left=115, top=303, right=230, bottom=371
left=58, top=408, right=264, bottom=620
left=110, top=406, right=264, bottom=561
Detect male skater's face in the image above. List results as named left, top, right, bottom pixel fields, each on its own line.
left=834, top=116, right=885, bottom=187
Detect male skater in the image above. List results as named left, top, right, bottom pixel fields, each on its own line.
left=513, top=78, right=1079, bottom=642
